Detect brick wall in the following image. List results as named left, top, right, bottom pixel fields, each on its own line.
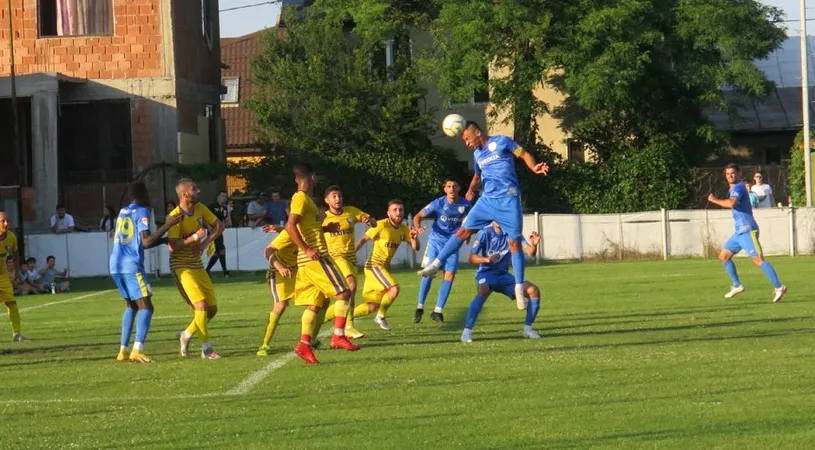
left=0, top=0, right=164, bottom=79
left=131, top=99, right=154, bottom=172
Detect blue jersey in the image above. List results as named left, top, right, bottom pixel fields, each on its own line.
left=729, top=183, right=758, bottom=234
left=471, top=225, right=528, bottom=277
left=473, top=135, right=521, bottom=198
left=421, top=196, right=471, bottom=242
left=109, top=203, right=152, bottom=274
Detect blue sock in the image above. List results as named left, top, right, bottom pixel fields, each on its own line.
left=511, top=244, right=526, bottom=286
left=723, top=260, right=742, bottom=287
left=525, top=298, right=540, bottom=326
left=135, top=308, right=154, bottom=345
left=435, top=235, right=465, bottom=266
left=120, top=307, right=136, bottom=347
left=465, top=294, right=487, bottom=330
left=417, top=277, right=433, bottom=307
left=759, top=261, right=782, bottom=289
left=434, top=279, right=454, bottom=312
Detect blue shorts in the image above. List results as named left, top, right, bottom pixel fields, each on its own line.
left=422, top=237, right=459, bottom=273
left=112, top=272, right=153, bottom=301
left=462, top=196, right=523, bottom=240
left=723, top=230, right=763, bottom=258
left=475, top=271, right=516, bottom=299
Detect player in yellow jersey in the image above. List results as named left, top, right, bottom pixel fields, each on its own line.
left=321, top=185, right=376, bottom=339
left=287, top=163, right=359, bottom=365
left=256, top=229, right=299, bottom=356
left=354, top=200, right=419, bottom=330
left=167, top=179, right=225, bottom=360
left=0, top=211, right=28, bottom=342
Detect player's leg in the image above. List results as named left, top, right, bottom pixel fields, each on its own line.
left=493, top=196, right=528, bottom=310
left=742, top=231, right=786, bottom=302
left=258, top=272, right=292, bottom=355
left=418, top=199, right=489, bottom=277
left=720, top=236, right=744, bottom=298
left=0, top=274, right=25, bottom=341
left=343, top=273, right=364, bottom=339
left=127, top=272, right=154, bottom=362
left=369, top=266, right=399, bottom=330
left=296, top=303, right=322, bottom=364
left=522, top=281, right=542, bottom=339
left=431, top=252, right=460, bottom=324
left=111, top=274, right=134, bottom=359
left=461, top=282, right=493, bottom=343
left=416, top=241, right=440, bottom=322
left=314, top=258, right=357, bottom=350
left=176, top=269, right=218, bottom=359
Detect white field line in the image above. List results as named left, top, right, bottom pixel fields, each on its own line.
left=1, top=290, right=115, bottom=316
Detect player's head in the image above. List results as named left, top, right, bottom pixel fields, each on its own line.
left=176, top=178, right=200, bottom=204
left=128, top=181, right=151, bottom=208
left=491, top=221, right=502, bottom=233
left=443, top=178, right=460, bottom=198
left=217, top=191, right=228, bottom=205
left=324, top=185, right=343, bottom=210
left=386, top=199, right=404, bottom=223
left=46, top=255, right=56, bottom=268
left=461, top=121, right=485, bottom=150
left=56, top=202, right=66, bottom=218
left=723, top=163, right=741, bottom=185
left=293, top=163, right=316, bottom=192
left=0, top=210, right=8, bottom=234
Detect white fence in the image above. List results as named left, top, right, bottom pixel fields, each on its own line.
left=22, top=208, right=815, bottom=278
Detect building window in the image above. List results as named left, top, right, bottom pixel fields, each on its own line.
left=221, top=77, right=240, bottom=104
left=39, top=0, right=113, bottom=37
left=0, top=98, right=33, bottom=187
left=567, top=139, right=585, bottom=163
left=452, top=68, right=490, bottom=106
left=201, top=0, right=214, bottom=50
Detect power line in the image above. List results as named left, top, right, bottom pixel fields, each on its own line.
left=220, top=1, right=280, bottom=13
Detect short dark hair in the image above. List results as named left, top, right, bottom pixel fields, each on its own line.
left=443, top=177, right=459, bottom=186
left=128, top=181, right=151, bottom=208
left=56, top=203, right=65, bottom=210
left=464, top=121, right=481, bottom=132
left=218, top=190, right=228, bottom=196
left=387, top=199, right=403, bottom=208
left=724, top=163, right=741, bottom=172
left=324, top=185, right=342, bottom=197
left=46, top=255, right=55, bottom=262
left=293, top=163, right=314, bottom=178
left=26, top=257, right=36, bottom=264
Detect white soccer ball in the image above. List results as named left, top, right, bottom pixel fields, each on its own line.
left=442, top=114, right=466, bottom=137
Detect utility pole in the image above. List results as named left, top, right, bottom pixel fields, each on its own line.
left=6, top=0, right=21, bottom=187
left=801, top=0, right=813, bottom=206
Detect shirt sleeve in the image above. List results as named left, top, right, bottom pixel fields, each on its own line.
left=473, top=157, right=482, bottom=176
left=199, top=204, right=219, bottom=227
left=66, top=215, right=76, bottom=227
left=365, top=221, right=382, bottom=240
left=421, top=199, right=439, bottom=216
left=470, top=230, right=486, bottom=254
left=290, top=193, right=307, bottom=217
left=10, top=233, right=17, bottom=253
left=497, top=135, right=520, bottom=156
left=403, top=225, right=412, bottom=242
left=50, top=216, right=57, bottom=228
left=136, top=209, right=150, bottom=234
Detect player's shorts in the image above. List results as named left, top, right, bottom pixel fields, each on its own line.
left=213, top=235, right=225, bottom=252
left=475, top=271, right=517, bottom=300
left=268, top=268, right=296, bottom=303
left=462, top=195, right=523, bottom=240
left=0, top=275, right=14, bottom=303
left=422, top=237, right=459, bottom=273
left=172, top=268, right=217, bottom=306
left=332, top=256, right=358, bottom=279
left=293, top=258, right=348, bottom=307
left=723, top=230, right=763, bottom=258
left=362, top=266, right=397, bottom=303
left=111, top=272, right=152, bottom=301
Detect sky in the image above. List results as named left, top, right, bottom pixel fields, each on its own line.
left=218, top=0, right=805, bottom=39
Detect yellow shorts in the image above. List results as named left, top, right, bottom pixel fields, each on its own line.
left=269, top=268, right=296, bottom=303
left=333, top=256, right=358, bottom=279
left=172, top=268, right=217, bottom=306
left=294, top=258, right=348, bottom=307
left=0, top=275, right=14, bottom=303
left=362, top=266, right=397, bottom=304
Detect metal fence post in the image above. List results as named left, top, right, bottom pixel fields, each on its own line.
left=661, top=208, right=669, bottom=260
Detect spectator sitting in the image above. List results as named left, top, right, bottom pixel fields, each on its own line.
left=264, top=191, right=290, bottom=226
left=745, top=183, right=760, bottom=208
left=39, top=255, right=70, bottom=293
left=750, top=171, right=774, bottom=208
left=247, top=192, right=269, bottom=228
left=21, top=257, right=46, bottom=293
left=50, top=203, right=76, bottom=233
left=99, top=205, right=117, bottom=234
left=8, top=259, right=38, bottom=296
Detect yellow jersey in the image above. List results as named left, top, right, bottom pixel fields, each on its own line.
left=268, top=230, right=298, bottom=270
left=290, top=191, right=329, bottom=267
left=167, top=203, right=219, bottom=270
left=0, top=231, right=18, bottom=275
left=364, top=219, right=411, bottom=270
left=323, top=206, right=370, bottom=264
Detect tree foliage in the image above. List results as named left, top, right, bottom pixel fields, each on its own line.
left=789, top=130, right=814, bottom=207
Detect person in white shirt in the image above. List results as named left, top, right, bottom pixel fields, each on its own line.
left=50, top=203, right=76, bottom=233
left=750, top=171, right=774, bottom=208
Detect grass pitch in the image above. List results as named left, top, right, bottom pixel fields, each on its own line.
left=1, top=257, right=814, bottom=449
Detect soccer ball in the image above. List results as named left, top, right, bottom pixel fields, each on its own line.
left=442, top=114, right=466, bottom=137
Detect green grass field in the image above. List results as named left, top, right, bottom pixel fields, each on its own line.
left=1, top=257, right=814, bottom=449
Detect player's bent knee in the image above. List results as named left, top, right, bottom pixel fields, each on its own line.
left=386, top=285, right=400, bottom=298
left=751, top=256, right=764, bottom=266
left=443, top=272, right=456, bottom=282
left=368, top=303, right=379, bottom=312
left=717, top=250, right=733, bottom=262
left=477, top=284, right=491, bottom=297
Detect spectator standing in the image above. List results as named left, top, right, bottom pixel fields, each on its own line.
left=206, top=191, right=232, bottom=277
left=751, top=171, right=774, bottom=208
left=264, top=191, right=290, bottom=226
left=247, top=192, right=268, bottom=228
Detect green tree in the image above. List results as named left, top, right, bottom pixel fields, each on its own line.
left=789, top=130, right=814, bottom=207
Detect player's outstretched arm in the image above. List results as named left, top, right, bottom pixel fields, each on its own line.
left=707, top=193, right=737, bottom=209
left=143, top=214, right=183, bottom=249
left=524, top=231, right=540, bottom=257
left=468, top=251, right=493, bottom=264
left=465, top=174, right=482, bottom=202
left=407, top=229, right=419, bottom=251
left=412, top=210, right=427, bottom=235
left=515, top=149, right=549, bottom=175
left=355, top=235, right=370, bottom=253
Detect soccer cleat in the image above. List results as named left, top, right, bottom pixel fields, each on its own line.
left=416, top=261, right=441, bottom=278
left=129, top=350, right=152, bottom=363
left=461, top=328, right=473, bottom=344
left=514, top=285, right=528, bottom=310
left=373, top=315, right=391, bottom=331
left=345, top=326, right=365, bottom=339
left=413, top=308, right=424, bottom=323
left=772, top=285, right=787, bottom=303
left=179, top=332, right=192, bottom=357
left=201, top=347, right=220, bottom=360
left=256, top=345, right=271, bottom=357
left=310, top=339, right=323, bottom=349
left=522, top=327, right=541, bottom=339
left=294, top=342, right=319, bottom=365
left=116, top=349, right=130, bottom=362
left=430, top=311, right=444, bottom=324
left=11, top=333, right=30, bottom=342
left=724, top=285, right=745, bottom=299
left=330, top=335, right=360, bottom=351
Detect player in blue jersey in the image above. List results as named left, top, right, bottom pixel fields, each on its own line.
left=412, top=178, right=471, bottom=324
left=417, top=122, right=548, bottom=310
left=461, top=222, right=542, bottom=343
left=110, top=182, right=184, bottom=362
left=707, top=163, right=786, bottom=302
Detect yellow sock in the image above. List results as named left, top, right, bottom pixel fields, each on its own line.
left=353, top=303, right=371, bottom=318
left=377, top=293, right=395, bottom=318
left=185, top=319, right=198, bottom=336
left=346, top=296, right=356, bottom=328
left=333, top=300, right=349, bottom=323
left=301, top=308, right=317, bottom=339
left=6, top=303, right=20, bottom=334
left=262, top=311, right=281, bottom=346
left=194, top=310, right=209, bottom=342
left=323, top=303, right=336, bottom=323
left=312, top=308, right=327, bottom=336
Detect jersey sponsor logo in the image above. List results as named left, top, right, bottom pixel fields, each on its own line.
left=439, top=215, right=463, bottom=223
left=329, top=229, right=354, bottom=237
left=478, top=153, right=502, bottom=166
left=385, top=242, right=401, bottom=249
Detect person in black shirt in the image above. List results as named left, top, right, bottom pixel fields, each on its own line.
left=206, top=191, right=232, bottom=277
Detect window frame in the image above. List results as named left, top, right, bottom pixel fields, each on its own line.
left=37, top=0, right=114, bottom=38
left=221, top=77, right=240, bottom=104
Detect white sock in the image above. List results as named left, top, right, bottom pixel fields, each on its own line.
left=524, top=325, right=533, bottom=332
left=376, top=311, right=386, bottom=319
left=333, top=328, right=345, bottom=336
left=182, top=330, right=193, bottom=339
left=416, top=304, right=424, bottom=310
left=134, top=342, right=144, bottom=352
left=120, top=345, right=129, bottom=352
left=433, top=307, right=443, bottom=313
left=432, top=259, right=442, bottom=268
